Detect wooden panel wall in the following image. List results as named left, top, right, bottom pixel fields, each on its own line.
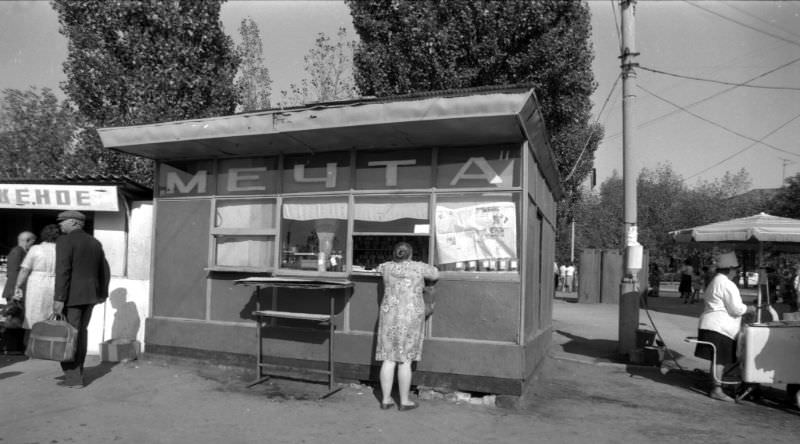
left=152, top=199, right=209, bottom=319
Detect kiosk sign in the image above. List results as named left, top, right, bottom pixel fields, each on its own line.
left=0, top=184, right=118, bottom=211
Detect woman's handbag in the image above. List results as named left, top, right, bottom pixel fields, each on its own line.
left=26, top=313, right=78, bottom=362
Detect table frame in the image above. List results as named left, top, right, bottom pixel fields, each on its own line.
left=234, top=277, right=353, bottom=399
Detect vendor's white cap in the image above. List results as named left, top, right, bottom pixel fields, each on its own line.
left=715, top=251, right=739, bottom=268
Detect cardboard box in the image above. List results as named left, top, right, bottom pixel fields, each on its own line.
left=100, top=339, right=140, bottom=362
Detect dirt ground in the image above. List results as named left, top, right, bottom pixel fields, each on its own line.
left=1, top=292, right=798, bottom=444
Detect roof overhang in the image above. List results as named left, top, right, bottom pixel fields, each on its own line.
left=98, top=87, right=562, bottom=197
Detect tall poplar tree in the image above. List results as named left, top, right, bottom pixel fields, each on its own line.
left=346, top=0, right=600, bottom=193
left=52, top=0, right=241, bottom=185
left=235, top=17, right=272, bottom=112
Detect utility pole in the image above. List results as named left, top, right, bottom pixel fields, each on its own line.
left=618, top=0, right=643, bottom=358
left=780, top=158, right=793, bottom=186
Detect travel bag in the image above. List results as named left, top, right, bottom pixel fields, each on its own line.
left=26, top=313, right=77, bottom=362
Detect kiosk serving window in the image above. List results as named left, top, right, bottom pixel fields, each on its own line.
left=281, top=196, right=348, bottom=272
left=352, top=195, right=430, bottom=271
left=435, top=193, right=519, bottom=272
left=211, top=198, right=277, bottom=271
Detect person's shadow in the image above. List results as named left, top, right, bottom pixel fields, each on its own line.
left=109, top=288, right=141, bottom=341
left=83, top=288, right=141, bottom=386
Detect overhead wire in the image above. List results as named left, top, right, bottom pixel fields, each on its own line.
left=685, top=0, right=800, bottom=49
left=638, top=65, right=800, bottom=91
left=682, top=111, right=800, bottom=182
left=603, top=55, right=800, bottom=143
left=564, top=73, right=621, bottom=182
left=638, top=84, right=800, bottom=159
left=723, top=2, right=800, bottom=42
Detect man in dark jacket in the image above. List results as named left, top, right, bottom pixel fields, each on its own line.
left=53, top=211, right=110, bottom=388
left=2, top=231, right=36, bottom=303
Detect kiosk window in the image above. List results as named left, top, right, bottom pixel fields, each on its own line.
left=211, top=198, right=277, bottom=270
left=352, top=196, right=430, bottom=271
left=435, top=193, right=519, bottom=272
left=280, top=197, right=348, bottom=272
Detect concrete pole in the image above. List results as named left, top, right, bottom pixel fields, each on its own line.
left=618, top=0, right=642, bottom=358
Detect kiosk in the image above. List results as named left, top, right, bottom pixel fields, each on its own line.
left=97, top=86, right=563, bottom=396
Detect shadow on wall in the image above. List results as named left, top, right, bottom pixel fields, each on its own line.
left=109, top=287, right=141, bottom=341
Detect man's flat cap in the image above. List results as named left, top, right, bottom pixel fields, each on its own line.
left=57, top=210, right=86, bottom=221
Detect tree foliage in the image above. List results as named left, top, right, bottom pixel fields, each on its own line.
left=346, top=0, right=598, bottom=191
left=235, top=17, right=272, bottom=112
left=0, top=88, right=87, bottom=179
left=52, top=0, right=241, bottom=185
left=769, top=173, right=800, bottom=218
left=278, top=28, right=357, bottom=106
left=572, top=164, right=765, bottom=267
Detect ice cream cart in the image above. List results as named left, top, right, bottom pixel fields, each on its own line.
left=671, top=213, right=800, bottom=405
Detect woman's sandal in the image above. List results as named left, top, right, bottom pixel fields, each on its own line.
left=380, top=401, right=395, bottom=410
left=398, top=402, right=419, bottom=411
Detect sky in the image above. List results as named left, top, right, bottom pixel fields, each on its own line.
left=1, top=1, right=799, bottom=190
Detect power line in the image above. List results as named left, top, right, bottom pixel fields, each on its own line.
left=683, top=111, right=800, bottom=182
left=565, top=73, right=622, bottom=182
left=638, top=84, right=800, bottom=158
left=638, top=65, right=800, bottom=91
left=603, top=55, right=800, bottom=142
left=610, top=0, right=622, bottom=53
left=685, top=0, right=800, bottom=49
left=723, top=3, right=800, bottom=42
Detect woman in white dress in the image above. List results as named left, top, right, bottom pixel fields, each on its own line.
left=14, top=225, right=61, bottom=329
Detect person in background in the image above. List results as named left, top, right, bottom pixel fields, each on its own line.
left=375, top=242, right=439, bottom=411
left=648, top=262, right=662, bottom=297
left=554, top=262, right=559, bottom=296
left=53, top=211, right=110, bottom=388
left=689, top=268, right=703, bottom=304
left=2, top=231, right=36, bottom=303
left=791, top=264, right=800, bottom=312
left=564, top=262, right=576, bottom=293
left=678, top=259, right=694, bottom=303
left=14, top=225, right=61, bottom=332
left=694, top=251, right=755, bottom=402
left=558, top=263, right=567, bottom=292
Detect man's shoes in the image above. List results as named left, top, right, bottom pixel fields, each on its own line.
left=379, top=402, right=395, bottom=410
left=59, top=370, right=84, bottom=388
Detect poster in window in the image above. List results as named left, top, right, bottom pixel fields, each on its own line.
left=435, top=202, right=517, bottom=264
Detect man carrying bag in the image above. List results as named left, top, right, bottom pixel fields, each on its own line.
left=53, top=211, right=111, bottom=388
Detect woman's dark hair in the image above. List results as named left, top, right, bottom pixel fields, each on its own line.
left=392, top=242, right=413, bottom=262
left=39, top=224, right=61, bottom=243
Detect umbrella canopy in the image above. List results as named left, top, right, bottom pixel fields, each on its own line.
left=670, top=212, right=800, bottom=246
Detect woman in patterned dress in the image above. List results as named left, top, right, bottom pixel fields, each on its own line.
left=375, top=242, right=438, bottom=411
left=14, top=225, right=60, bottom=330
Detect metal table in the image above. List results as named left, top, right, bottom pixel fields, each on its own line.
left=234, top=276, right=353, bottom=399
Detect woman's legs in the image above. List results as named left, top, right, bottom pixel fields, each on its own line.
left=379, top=360, right=396, bottom=404
left=397, top=361, right=414, bottom=405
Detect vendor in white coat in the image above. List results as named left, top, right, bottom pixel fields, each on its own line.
left=694, top=251, right=755, bottom=402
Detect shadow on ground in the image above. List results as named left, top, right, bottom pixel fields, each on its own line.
left=554, top=330, right=624, bottom=362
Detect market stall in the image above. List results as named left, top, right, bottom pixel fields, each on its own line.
left=0, top=176, right=152, bottom=354
left=97, top=86, right=562, bottom=396
left=670, top=213, right=800, bottom=404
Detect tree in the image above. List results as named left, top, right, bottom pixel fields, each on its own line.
left=346, top=0, right=599, bottom=192
left=573, top=164, right=757, bottom=268
left=0, top=87, right=85, bottom=179
left=769, top=173, right=800, bottom=218
left=52, top=0, right=241, bottom=185
left=235, top=17, right=272, bottom=112
left=278, top=28, right=357, bottom=106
